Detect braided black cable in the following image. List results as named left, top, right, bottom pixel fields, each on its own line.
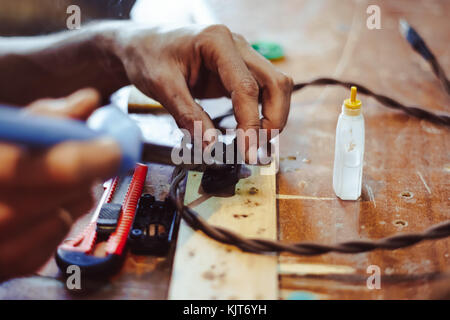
left=168, top=21, right=450, bottom=256
left=212, top=79, right=450, bottom=130
left=292, top=78, right=450, bottom=126
left=169, top=167, right=450, bottom=256
left=399, top=19, right=450, bottom=96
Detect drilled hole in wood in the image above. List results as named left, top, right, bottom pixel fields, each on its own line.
left=400, top=191, right=413, bottom=199
left=393, top=219, right=408, bottom=227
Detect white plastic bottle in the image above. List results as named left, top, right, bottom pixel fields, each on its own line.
left=333, top=86, right=365, bottom=200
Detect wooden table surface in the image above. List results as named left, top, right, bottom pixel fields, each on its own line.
left=1, top=0, right=449, bottom=299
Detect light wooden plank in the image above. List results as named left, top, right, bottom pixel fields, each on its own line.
left=168, top=165, right=278, bottom=300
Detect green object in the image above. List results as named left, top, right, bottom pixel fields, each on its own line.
left=251, top=41, right=284, bottom=60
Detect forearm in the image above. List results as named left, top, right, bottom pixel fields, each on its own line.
left=0, top=21, right=129, bottom=105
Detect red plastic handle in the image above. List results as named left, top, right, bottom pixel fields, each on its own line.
left=58, top=176, right=119, bottom=253
left=105, top=163, right=148, bottom=255
left=58, top=164, right=147, bottom=256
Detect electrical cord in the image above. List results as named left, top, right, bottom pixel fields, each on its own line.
left=186, top=77, right=450, bottom=255
left=169, top=166, right=450, bottom=256
left=399, top=19, right=450, bottom=96
left=213, top=79, right=449, bottom=130
left=213, top=21, right=450, bottom=129
left=169, top=22, right=450, bottom=256
left=292, top=78, right=449, bottom=125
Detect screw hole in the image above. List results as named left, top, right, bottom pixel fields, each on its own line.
left=393, top=219, right=408, bottom=227
left=400, top=191, right=413, bottom=199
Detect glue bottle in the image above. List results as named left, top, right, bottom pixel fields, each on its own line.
left=333, top=86, right=365, bottom=200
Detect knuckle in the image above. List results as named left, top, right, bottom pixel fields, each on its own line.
left=204, top=24, right=232, bottom=37
left=242, top=121, right=261, bottom=131
left=232, top=32, right=247, bottom=44
left=176, top=111, right=198, bottom=130
left=237, top=77, right=259, bottom=98
left=198, top=24, right=232, bottom=46
left=275, top=74, right=294, bottom=91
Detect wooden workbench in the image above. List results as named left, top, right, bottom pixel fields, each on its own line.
left=0, top=0, right=449, bottom=299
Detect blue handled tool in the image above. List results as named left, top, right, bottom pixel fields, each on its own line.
left=0, top=104, right=177, bottom=174
left=0, top=104, right=262, bottom=173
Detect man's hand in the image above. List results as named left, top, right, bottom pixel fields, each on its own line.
left=0, top=22, right=292, bottom=156
left=111, top=24, right=293, bottom=154
left=0, top=89, right=121, bottom=281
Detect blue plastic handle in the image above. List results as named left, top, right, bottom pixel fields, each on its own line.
left=0, top=104, right=142, bottom=174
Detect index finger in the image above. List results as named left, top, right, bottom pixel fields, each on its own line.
left=197, top=26, right=261, bottom=154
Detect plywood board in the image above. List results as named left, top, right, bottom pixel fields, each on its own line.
left=168, top=165, right=278, bottom=299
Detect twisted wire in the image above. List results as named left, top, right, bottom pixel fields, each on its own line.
left=169, top=23, right=450, bottom=256
left=292, top=78, right=450, bottom=126
left=213, top=79, right=449, bottom=131
left=169, top=167, right=450, bottom=256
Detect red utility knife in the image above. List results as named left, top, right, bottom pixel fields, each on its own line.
left=55, top=164, right=148, bottom=277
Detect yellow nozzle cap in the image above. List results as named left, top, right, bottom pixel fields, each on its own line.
left=344, top=86, right=362, bottom=110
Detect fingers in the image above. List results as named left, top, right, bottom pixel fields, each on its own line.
left=0, top=191, right=95, bottom=279
left=150, top=69, right=218, bottom=148
left=0, top=187, right=93, bottom=239
left=197, top=25, right=261, bottom=131
left=233, top=33, right=293, bottom=139
left=0, top=138, right=121, bottom=187
left=26, top=88, right=101, bottom=121
left=196, top=25, right=260, bottom=155
left=0, top=209, right=71, bottom=279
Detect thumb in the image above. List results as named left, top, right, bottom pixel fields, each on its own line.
left=25, top=88, right=101, bottom=121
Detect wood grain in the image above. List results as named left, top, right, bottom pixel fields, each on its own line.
left=168, top=166, right=278, bottom=299
left=1, top=0, right=449, bottom=300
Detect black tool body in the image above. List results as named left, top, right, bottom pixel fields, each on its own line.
left=128, top=194, right=177, bottom=256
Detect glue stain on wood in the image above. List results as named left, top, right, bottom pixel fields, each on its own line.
left=233, top=213, right=253, bottom=219
left=202, top=270, right=215, bottom=281
left=244, top=198, right=260, bottom=207
left=257, top=227, right=266, bottom=235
